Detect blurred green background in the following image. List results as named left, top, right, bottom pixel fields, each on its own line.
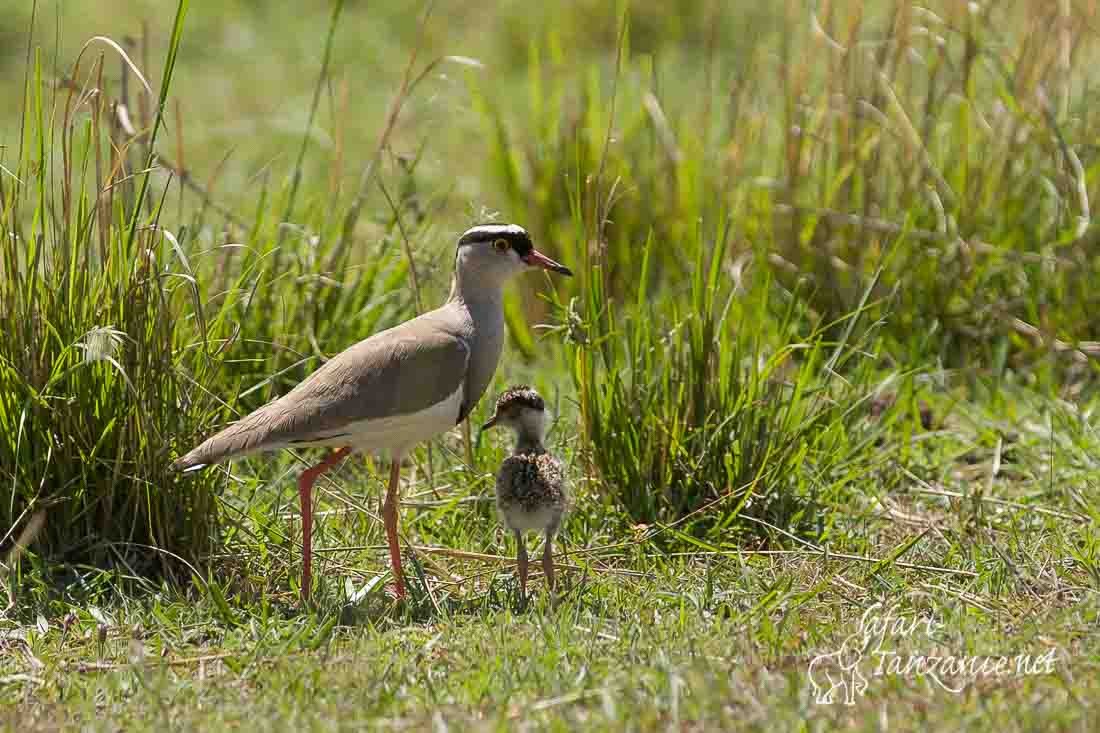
left=0, top=1, right=775, bottom=225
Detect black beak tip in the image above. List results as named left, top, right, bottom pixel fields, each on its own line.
left=556, top=265, right=574, bottom=277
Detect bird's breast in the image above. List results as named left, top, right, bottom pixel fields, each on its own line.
left=462, top=304, right=506, bottom=415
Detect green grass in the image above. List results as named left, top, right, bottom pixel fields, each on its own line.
left=6, top=555, right=1098, bottom=730
left=2, top=0, right=1100, bottom=730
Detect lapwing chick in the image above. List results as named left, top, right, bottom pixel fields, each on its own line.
left=173, top=225, right=571, bottom=603
left=482, top=386, right=566, bottom=603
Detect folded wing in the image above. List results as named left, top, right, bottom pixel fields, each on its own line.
left=173, top=317, right=470, bottom=470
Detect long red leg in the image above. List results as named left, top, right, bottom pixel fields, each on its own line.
left=297, top=446, right=351, bottom=603
left=382, top=459, right=406, bottom=599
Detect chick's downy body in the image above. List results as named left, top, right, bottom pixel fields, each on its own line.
left=483, top=385, right=567, bottom=600
left=496, top=450, right=566, bottom=535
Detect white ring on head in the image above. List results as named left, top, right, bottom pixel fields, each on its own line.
left=460, top=223, right=528, bottom=240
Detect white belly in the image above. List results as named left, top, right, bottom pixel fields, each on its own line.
left=500, top=505, right=563, bottom=534
left=305, top=384, right=463, bottom=459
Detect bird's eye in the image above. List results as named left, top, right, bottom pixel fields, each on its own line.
left=493, top=238, right=510, bottom=252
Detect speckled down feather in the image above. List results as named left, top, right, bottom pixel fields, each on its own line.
left=495, top=452, right=567, bottom=534
left=491, top=385, right=545, bottom=414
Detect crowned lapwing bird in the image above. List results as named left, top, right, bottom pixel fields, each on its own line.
left=482, top=386, right=567, bottom=603
left=174, top=224, right=572, bottom=602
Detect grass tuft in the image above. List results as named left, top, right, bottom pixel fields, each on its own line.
left=564, top=216, right=907, bottom=538
left=0, top=1, right=215, bottom=576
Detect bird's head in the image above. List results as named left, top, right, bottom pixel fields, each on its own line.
left=453, top=224, right=572, bottom=290
left=482, top=385, right=548, bottom=440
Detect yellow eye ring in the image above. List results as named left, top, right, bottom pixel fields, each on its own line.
left=493, top=238, right=510, bottom=252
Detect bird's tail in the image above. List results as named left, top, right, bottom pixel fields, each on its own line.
left=172, top=416, right=272, bottom=472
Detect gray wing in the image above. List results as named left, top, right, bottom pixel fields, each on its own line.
left=174, top=315, right=469, bottom=469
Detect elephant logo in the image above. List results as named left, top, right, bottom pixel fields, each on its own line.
left=807, top=632, right=875, bottom=705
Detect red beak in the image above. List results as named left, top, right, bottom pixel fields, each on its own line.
left=523, top=249, right=573, bottom=276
